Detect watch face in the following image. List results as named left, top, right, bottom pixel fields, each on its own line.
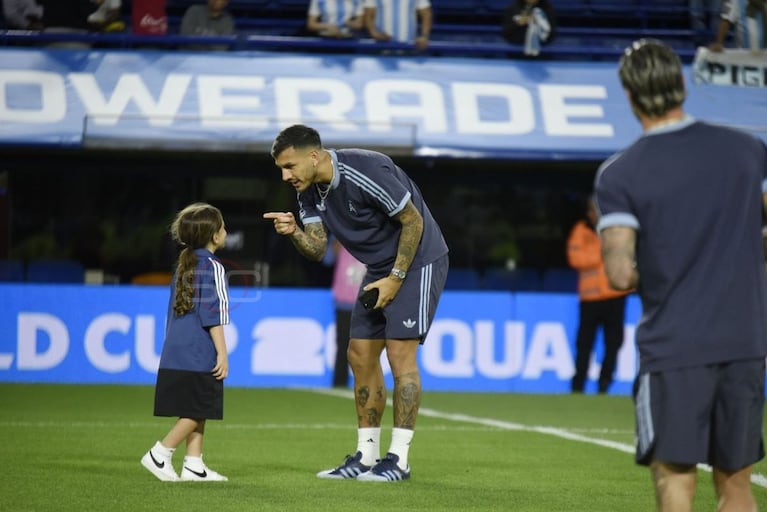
left=391, top=269, right=406, bottom=280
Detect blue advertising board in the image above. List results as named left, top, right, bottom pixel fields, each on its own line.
left=1, top=48, right=765, bottom=159
left=0, top=284, right=643, bottom=394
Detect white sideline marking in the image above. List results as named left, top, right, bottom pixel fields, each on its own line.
left=309, top=387, right=767, bottom=489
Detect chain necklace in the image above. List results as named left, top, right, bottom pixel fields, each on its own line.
left=316, top=182, right=331, bottom=201
left=315, top=162, right=333, bottom=211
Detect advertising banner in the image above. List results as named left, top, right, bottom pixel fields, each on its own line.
left=132, top=0, right=168, bottom=35
left=0, top=284, right=642, bottom=394
left=1, top=49, right=766, bottom=159
left=693, top=47, right=767, bottom=87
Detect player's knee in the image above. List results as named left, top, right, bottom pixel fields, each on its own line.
left=347, top=346, right=379, bottom=371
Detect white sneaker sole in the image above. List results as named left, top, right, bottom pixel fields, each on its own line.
left=316, top=471, right=347, bottom=479
left=356, top=469, right=411, bottom=482
left=180, top=469, right=228, bottom=482
left=316, top=469, right=366, bottom=479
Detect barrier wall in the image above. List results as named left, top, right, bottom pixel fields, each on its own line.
left=1, top=48, right=765, bottom=160
left=0, top=283, right=643, bottom=394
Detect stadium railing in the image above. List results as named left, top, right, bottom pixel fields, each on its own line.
left=0, top=30, right=698, bottom=61
left=0, top=0, right=704, bottom=60
left=216, top=0, right=707, bottom=53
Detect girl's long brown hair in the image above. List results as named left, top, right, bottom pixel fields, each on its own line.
left=169, top=203, right=223, bottom=316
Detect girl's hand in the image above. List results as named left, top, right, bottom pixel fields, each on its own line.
left=212, top=353, right=229, bottom=380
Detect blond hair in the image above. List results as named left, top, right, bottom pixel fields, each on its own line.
left=618, top=39, right=686, bottom=118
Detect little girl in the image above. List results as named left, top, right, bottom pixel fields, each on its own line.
left=141, top=202, right=230, bottom=482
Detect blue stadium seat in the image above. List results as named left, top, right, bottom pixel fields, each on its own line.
left=482, top=0, right=509, bottom=12
left=444, top=268, right=482, bottom=290
left=26, top=260, right=85, bottom=283
left=0, top=0, right=703, bottom=61
left=439, top=0, right=482, bottom=13
left=0, top=259, right=25, bottom=282
left=542, top=267, right=579, bottom=293
left=483, top=267, right=541, bottom=292
left=265, top=0, right=309, bottom=9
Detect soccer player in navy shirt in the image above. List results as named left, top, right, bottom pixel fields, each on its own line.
left=264, top=124, right=449, bottom=482
left=595, top=39, right=767, bottom=511
left=141, top=203, right=230, bottom=482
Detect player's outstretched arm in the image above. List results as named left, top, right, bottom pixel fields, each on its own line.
left=263, top=212, right=328, bottom=262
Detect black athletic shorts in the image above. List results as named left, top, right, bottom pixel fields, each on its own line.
left=634, top=358, right=765, bottom=471
left=154, top=368, right=223, bottom=420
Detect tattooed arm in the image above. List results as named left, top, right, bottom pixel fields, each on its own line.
left=360, top=200, right=424, bottom=309
left=391, top=200, right=424, bottom=276
left=600, top=225, right=638, bottom=291
left=263, top=212, right=328, bottom=262
left=289, top=222, right=328, bottom=262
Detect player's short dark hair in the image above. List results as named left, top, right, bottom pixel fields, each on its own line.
left=618, top=39, right=686, bottom=118
left=271, top=124, right=322, bottom=158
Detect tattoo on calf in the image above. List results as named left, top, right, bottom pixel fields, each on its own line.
left=356, top=386, right=370, bottom=407
left=365, top=408, right=381, bottom=427
left=394, top=373, right=421, bottom=429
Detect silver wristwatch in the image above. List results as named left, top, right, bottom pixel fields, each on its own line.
left=390, top=268, right=407, bottom=281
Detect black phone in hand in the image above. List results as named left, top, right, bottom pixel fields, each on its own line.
left=359, top=288, right=379, bottom=310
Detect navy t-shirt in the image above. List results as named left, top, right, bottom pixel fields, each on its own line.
left=299, top=149, right=449, bottom=275
left=159, top=248, right=229, bottom=372
left=595, top=118, right=767, bottom=373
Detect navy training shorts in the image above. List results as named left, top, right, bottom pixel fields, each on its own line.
left=634, top=358, right=765, bottom=471
left=350, top=254, right=448, bottom=343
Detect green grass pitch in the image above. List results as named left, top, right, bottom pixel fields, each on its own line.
left=1, top=383, right=765, bottom=511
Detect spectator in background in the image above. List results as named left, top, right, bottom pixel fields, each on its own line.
left=709, top=0, right=766, bottom=52
left=363, top=0, right=432, bottom=51
left=324, top=237, right=366, bottom=388
left=306, top=0, right=364, bottom=38
left=567, top=196, right=629, bottom=394
left=689, top=0, right=717, bottom=39
left=2, top=0, right=43, bottom=30
left=87, top=0, right=123, bottom=32
left=38, top=0, right=98, bottom=48
left=180, top=0, right=235, bottom=51
left=502, top=0, right=556, bottom=57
